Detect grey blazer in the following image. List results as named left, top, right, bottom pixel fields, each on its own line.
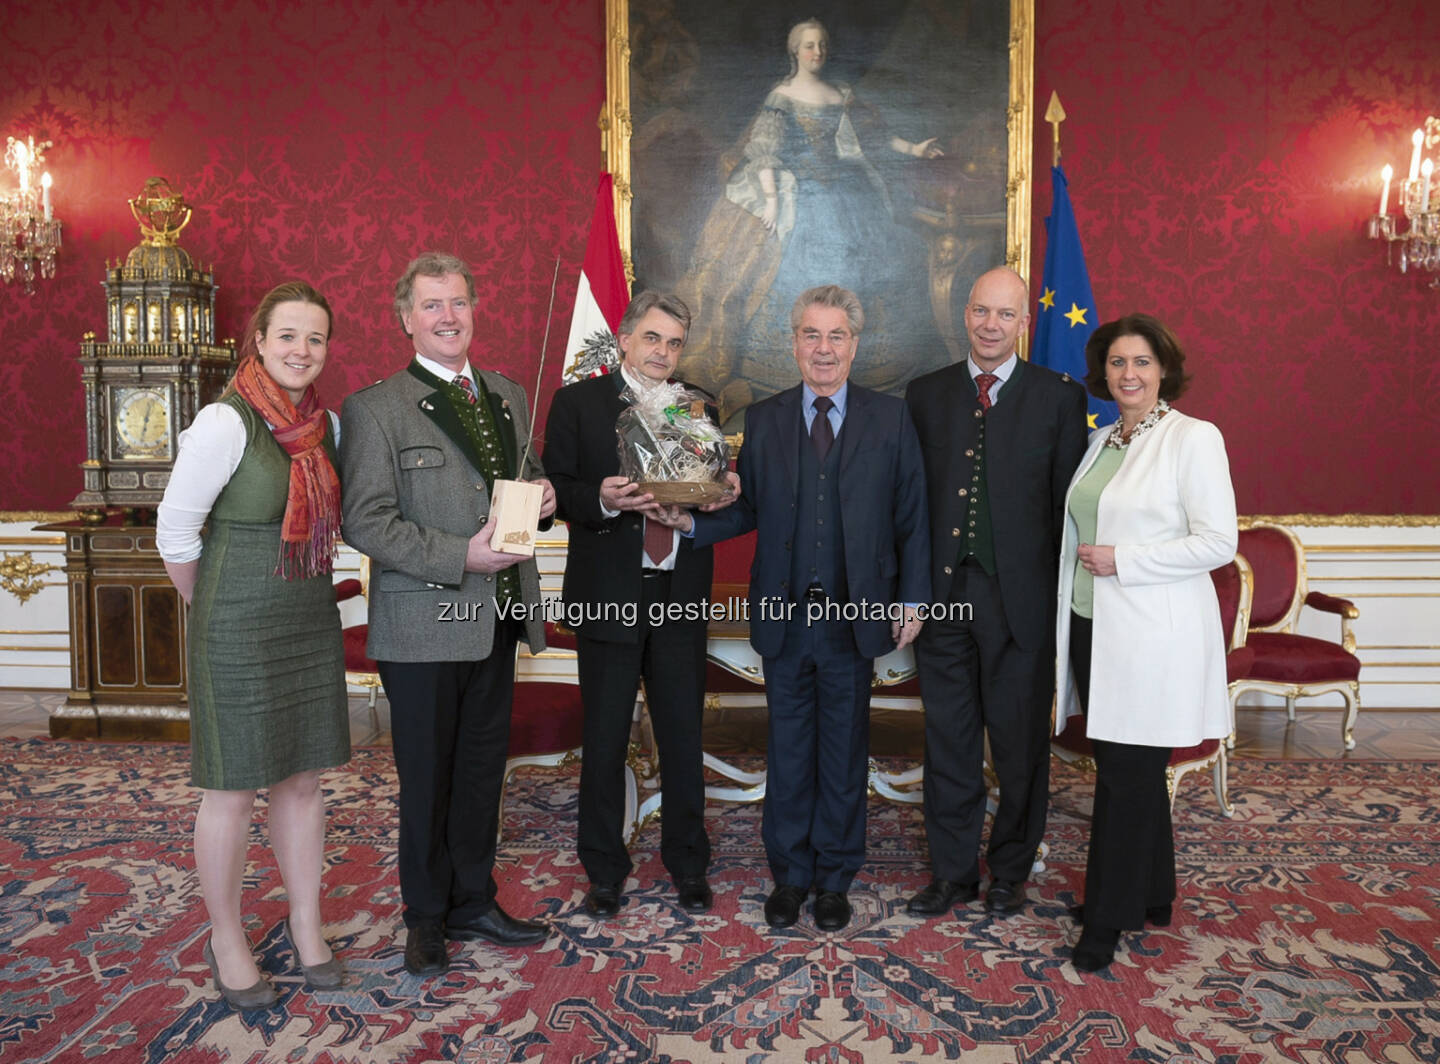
left=339, top=362, right=547, bottom=662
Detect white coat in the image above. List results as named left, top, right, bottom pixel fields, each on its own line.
left=1054, top=410, right=1237, bottom=747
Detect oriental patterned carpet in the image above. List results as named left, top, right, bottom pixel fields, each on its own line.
left=2, top=740, right=1438, bottom=1064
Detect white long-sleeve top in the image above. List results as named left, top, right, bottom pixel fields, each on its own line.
left=156, top=402, right=340, bottom=563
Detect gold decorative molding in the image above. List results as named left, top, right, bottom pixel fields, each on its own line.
left=602, top=0, right=634, bottom=285
left=1007, top=0, right=1035, bottom=293
left=1241, top=514, right=1440, bottom=528
left=1344, top=591, right=1440, bottom=598
left=0, top=511, right=80, bottom=523
left=0, top=552, right=61, bottom=604
left=1306, top=544, right=1440, bottom=553
left=1310, top=575, right=1440, bottom=581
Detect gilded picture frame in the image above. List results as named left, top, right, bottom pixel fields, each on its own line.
left=604, top=0, right=1034, bottom=424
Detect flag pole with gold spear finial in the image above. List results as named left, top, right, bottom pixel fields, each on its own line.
left=1045, top=90, right=1066, bottom=169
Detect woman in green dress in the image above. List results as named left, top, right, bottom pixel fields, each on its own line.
left=157, top=281, right=350, bottom=1008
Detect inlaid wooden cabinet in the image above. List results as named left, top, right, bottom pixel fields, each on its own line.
left=43, top=516, right=190, bottom=740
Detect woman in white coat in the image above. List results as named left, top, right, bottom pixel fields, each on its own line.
left=1054, top=313, right=1237, bottom=973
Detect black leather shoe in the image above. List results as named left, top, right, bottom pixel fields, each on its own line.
left=675, top=876, right=713, bottom=913
left=813, top=890, right=851, bottom=932
left=445, top=904, right=551, bottom=946
left=907, top=878, right=980, bottom=915
left=1072, top=926, right=1121, bottom=972
left=985, top=879, right=1026, bottom=915
left=403, top=922, right=448, bottom=976
left=763, top=884, right=807, bottom=929
left=584, top=883, right=623, bottom=918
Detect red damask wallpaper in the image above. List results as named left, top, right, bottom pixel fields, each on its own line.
left=0, top=0, right=1436, bottom=514
left=1032, top=0, right=1440, bottom=513
left=0, top=0, right=607, bottom=510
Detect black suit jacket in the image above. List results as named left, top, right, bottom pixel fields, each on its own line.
left=693, top=383, right=930, bottom=660
left=543, top=373, right=715, bottom=644
left=904, top=357, right=1087, bottom=650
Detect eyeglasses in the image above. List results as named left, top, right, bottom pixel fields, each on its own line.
left=798, top=329, right=854, bottom=347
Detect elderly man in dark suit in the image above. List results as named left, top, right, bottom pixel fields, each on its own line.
left=543, top=291, right=737, bottom=919
left=658, top=284, right=929, bottom=933
left=903, top=266, right=1087, bottom=918
left=340, top=251, right=557, bottom=977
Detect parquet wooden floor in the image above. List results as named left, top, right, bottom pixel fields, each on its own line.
left=2, top=688, right=1435, bottom=759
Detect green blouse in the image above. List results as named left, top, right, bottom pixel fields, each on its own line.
left=1067, top=446, right=1126, bottom=619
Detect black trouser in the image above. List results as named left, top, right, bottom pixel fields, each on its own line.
left=379, top=621, right=520, bottom=929
left=916, top=560, right=1052, bottom=885
left=1070, top=613, right=1176, bottom=930
left=575, top=570, right=711, bottom=886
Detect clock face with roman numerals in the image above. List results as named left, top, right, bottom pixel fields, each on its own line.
left=110, top=386, right=173, bottom=460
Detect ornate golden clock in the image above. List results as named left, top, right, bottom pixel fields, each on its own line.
left=111, top=386, right=172, bottom=460
left=73, top=179, right=235, bottom=510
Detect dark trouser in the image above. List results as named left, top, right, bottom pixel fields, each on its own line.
left=575, top=570, right=711, bottom=886
left=378, top=621, right=519, bottom=930
left=1070, top=612, right=1176, bottom=930
left=761, top=611, right=874, bottom=893
left=916, top=560, right=1051, bottom=885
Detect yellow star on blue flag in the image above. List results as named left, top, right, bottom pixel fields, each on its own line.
left=1032, top=165, right=1116, bottom=428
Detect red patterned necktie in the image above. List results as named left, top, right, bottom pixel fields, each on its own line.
left=644, top=517, right=672, bottom=566
left=976, top=373, right=998, bottom=411
left=453, top=375, right=478, bottom=404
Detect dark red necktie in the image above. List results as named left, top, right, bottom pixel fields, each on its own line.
left=811, top=395, right=835, bottom=460
left=644, top=518, right=672, bottom=565
left=453, top=375, right=478, bottom=404
left=976, top=373, right=998, bottom=411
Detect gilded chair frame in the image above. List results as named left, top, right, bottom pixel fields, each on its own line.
left=1231, top=522, right=1361, bottom=751
left=340, top=555, right=383, bottom=733
left=1051, top=555, right=1252, bottom=818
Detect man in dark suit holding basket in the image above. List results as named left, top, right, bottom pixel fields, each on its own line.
left=544, top=291, right=737, bottom=919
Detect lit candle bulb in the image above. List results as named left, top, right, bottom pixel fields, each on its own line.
left=13, top=140, right=30, bottom=193
left=1379, top=164, right=1393, bottom=215
left=1422, top=158, right=1434, bottom=214
left=1409, top=129, right=1424, bottom=182
left=40, top=172, right=52, bottom=221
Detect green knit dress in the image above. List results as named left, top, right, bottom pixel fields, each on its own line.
left=186, top=394, right=351, bottom=789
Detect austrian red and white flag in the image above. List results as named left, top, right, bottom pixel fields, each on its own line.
left=561, top=173, right=631, bottom=380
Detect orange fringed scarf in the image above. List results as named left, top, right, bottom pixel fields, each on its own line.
left=233, top=355, right=341, bottom=580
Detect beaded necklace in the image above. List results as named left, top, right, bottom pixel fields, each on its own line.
left=1105, top=399, right=1171, bottom=450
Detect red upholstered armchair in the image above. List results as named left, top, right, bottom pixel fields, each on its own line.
left=335, top=561, right=382, bottom=733
left=505, top=622, right=638, bottom=845
left=1230, top=523, right=1361, bottom=752
left=1051, top=555, right=1254, bottom=817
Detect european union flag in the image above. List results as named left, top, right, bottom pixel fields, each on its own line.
left=1032, top=165, right=1116, bottom=431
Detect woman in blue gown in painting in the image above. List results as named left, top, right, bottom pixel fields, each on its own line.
left=679, top=18, right=943, bottom=420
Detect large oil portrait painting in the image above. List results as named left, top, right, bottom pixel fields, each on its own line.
left=605, top=0, right=1034, bottom=427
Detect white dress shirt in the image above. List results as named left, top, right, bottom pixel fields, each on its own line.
left=599, top=365, right=678, bottom=570
left=967, top=351, right=1018, bottom=401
